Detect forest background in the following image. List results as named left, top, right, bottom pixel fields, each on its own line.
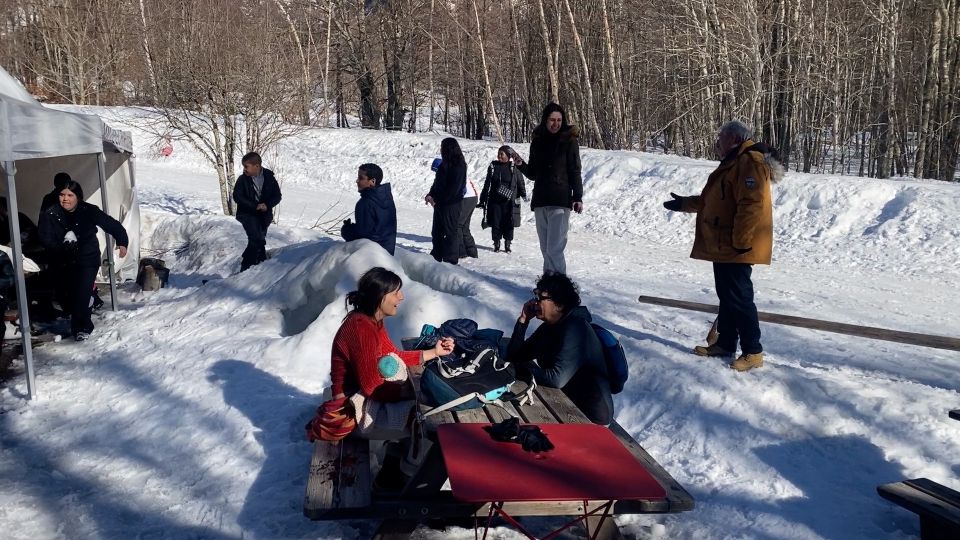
left=1, top=0, right=957, bottom=214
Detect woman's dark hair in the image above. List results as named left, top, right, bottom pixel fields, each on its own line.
left=346, top=267, right=403, bottom=317
left=60, top=180, right=84, bottom=203
left=440, top=137, right=465, bottom=167
left=536, top=102, right=569, bottom=133
left=535, top=273, right=580, bottom=313
left=54, top=172, right=72, bottom=188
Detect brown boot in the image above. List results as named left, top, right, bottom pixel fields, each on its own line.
left=693, top=344, right=734, bottom=357
left=730, top=352, right=764, bottom=372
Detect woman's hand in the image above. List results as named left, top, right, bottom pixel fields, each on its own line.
left=422, top=337, right=455, bottom=363
left=435, top=337, right=454, bottom=356
left=519, top=299, right=538, bottom=324
left=117, top=245, right=127, bottom=258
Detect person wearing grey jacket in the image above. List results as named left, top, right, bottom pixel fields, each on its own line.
left=506, top=273, right=612, bottom=425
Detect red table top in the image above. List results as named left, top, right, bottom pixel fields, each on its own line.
left=437, top=423, right=667, bottom=503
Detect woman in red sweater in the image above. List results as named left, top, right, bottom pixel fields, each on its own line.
left=329, top=267, right=453, bottom=491
left=330, top=267, right=453, bottom=404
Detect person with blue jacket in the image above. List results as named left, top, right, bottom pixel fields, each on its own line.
left=506, top=273, right=612, bottom=425
left=341, top=163, right=397, bottom=255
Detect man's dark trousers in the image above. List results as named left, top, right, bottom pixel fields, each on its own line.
left=239, top=214, right=269, bottom=271
left=713, top=262, right=762, bottom=354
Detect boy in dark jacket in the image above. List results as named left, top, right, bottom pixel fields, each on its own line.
left=232, top=152, right=282, bottom=271
left=341, top=163, right=397, bottom=255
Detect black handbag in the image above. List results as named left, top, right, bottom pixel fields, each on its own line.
left=495, top=182, right=513, bottom=200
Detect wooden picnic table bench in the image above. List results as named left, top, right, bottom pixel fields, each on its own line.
left=949, top=409, right=959, bottom=422
left=304, top=341, right=694, bottom=539
left=877, top=478, right=960, bottom=540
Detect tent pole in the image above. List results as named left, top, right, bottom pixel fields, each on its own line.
left=96, top=152, right=118, bottom=311
left=3, top=160, right=36, bottom=400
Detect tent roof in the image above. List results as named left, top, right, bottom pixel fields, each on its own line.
left=0, top=66, right=133, bottom=161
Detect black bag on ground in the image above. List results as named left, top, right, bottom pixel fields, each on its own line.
left=136, top=258, right=170, bottom=290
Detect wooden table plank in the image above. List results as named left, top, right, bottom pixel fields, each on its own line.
left=304, top=438, right=372, bottom=520
left=535, top=386, right=591, bottom=424
left=512, top=387, right=561, bottom=424
left=608, top=421, right=695, bottom=512
left=453, top=407, right=489, bottom=423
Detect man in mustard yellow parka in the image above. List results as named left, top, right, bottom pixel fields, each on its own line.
left=663, top=121, right=783, bottom=372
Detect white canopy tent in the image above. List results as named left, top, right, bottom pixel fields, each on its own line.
left=0, top=66, right=140, bottom=400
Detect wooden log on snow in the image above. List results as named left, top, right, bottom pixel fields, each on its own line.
left=637, top=295, right=960, bottom=352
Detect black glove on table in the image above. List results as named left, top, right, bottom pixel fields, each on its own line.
left=484, top=418, right=554, bottom=453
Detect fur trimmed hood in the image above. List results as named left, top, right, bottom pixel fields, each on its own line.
left=745, top=142, right=785, bottom=184
left=532, top=124, right=580, bottom=141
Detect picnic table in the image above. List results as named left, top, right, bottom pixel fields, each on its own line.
left=304, top=349, right=694, bottom=539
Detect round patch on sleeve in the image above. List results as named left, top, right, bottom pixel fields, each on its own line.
left=744, top=176, right=757, bottom=189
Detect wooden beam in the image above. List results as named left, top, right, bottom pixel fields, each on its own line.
left=637, top=295, right=960, bottom=352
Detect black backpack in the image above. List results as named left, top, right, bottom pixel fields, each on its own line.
left=419, top=347, right=535, bottom=417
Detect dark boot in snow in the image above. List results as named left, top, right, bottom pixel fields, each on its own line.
left=504, top=241, right=512, bottom=253
left=493, top=240, right=500, bottom=253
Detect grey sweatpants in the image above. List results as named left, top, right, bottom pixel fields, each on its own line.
left=534, top=206, right=570, bottom=275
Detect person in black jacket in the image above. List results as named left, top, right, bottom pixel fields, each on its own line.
left=513, top=103, right=583, bottom=275
left=232, top=152, right=282, bottom=271
left=425, top=138, right=467, bottom=264
left=38, top=180, right=128, bottom=341
left=479, top=145, right=527, bottom=253
left=40, top=172, right=72, bottom=216
left=507, top=273, right=612, bottom=425
left=341, top=163, right=397, bottom=255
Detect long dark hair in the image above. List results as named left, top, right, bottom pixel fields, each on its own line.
left=440, top=137, right=465, bottom=168
left=60, top=180, right=85, bottom=203
left=535, top=102, right=570, bottom=135
left=346, top=267, right=403, bottom=317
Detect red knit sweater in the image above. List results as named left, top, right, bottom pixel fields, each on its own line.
left=330, top=312, right=421, bottom=401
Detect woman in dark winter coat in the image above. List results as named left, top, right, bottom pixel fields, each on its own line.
left=425, top=138, right=467, bottom=264
left=38, top=180, right=128, bottom=341
left=507, top=273, right=612, bottom=425
left=513, top=103, right=583, bottom=275
left=479, top=145, right=527, bottom=253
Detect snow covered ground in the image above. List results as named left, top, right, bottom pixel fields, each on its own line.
left=1, top=107, right=959, bottom=539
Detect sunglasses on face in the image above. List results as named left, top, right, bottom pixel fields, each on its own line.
left=532, top=290, right=553, bottom=303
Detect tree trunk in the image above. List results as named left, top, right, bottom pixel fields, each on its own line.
left=562, top=0, right=602, bottom=147
left=535, top=0, right=559, bottom=102
left=472, top=0, right=503, bottom=142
